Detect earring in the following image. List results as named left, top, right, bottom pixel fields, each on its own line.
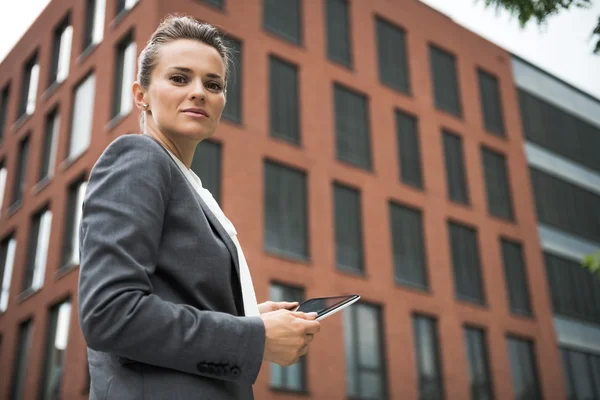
left=142, top=103, right=148, bottom=110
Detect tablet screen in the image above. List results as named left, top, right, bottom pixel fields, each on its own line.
left=296, top=295, right=359, bottom=317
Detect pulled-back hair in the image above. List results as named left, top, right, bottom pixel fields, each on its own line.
left=137, top=14, right=232, bottom=129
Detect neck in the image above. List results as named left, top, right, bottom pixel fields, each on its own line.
left=144, top=125, right=197, bottom=169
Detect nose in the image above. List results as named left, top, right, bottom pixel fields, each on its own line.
left=189, top=78, right=206, bottom=101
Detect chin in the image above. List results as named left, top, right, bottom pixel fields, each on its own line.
left=170, top=124, right=216, bottom=141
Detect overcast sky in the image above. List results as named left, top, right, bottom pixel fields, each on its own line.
left=1, top=0, right=599, bottom=99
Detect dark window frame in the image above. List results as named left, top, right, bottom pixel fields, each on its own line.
left=111, top=30, right=135, bottom=119
left=190, top=139, right=222, bottom=205
left=325, top=0, right=353, bottom=68
left=464, top=325, right=494, bottom=400
left=481, top=147, right=514, bottom=221
left=442, top=129, right=470, bottom=205
left=413, top=313, right=444, bottom=400
left=500, top=238, right=532, bottom=317
left=39, top=107, right=60, bottom=183
left=11, top=318, right=34, bottom=400
left=17, top=53, right=39, bottom=120
left=333, top=182, right=364, bottom=274
left=200, top=0, right=225, bottom=9
left=22, top=203, right=52, bottom=293
left=506, top=335, right=542, bottom=400
left=11, top=134, right=30, bottom=208
left=269, top=55, right=301, bottom=145
left=429, top=44, right=462, bottom=118
left=477, top=68, right=505, bottom=137
left=263, top=0, right=303, bottom=45
left=375, top=16, right=410, bottom=94
left=61, top=175, right=87, bottom=269
left=221, top=35, right=242, bottom=124
left=448, top=220, right=486, bottom=305
left=1, top=83, right=11, bottom=143
left=395, top=109, right=423, bottom=189
left=48, top=13, right=71, bottom=88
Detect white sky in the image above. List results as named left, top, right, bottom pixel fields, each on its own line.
left=1, top=0, right=599, bottom=99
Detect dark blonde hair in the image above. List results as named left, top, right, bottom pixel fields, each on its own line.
left=137, top=14, right=233, bottom=129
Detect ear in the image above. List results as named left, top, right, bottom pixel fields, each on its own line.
left=132, top=81, right=148, bottom=110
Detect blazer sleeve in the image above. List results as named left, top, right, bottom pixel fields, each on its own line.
left=77, top=134, right=265, bottom=384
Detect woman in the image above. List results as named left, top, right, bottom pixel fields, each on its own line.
left=78, top=15, right=321, bottom=400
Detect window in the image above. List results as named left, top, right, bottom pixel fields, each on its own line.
left=442, top=130, right=469, bottom=205
left=11, top=135, right=30, bottom=208
left=560, top=347, right=600, bottom=400
left=413, top=315, right=443, bottom=400
left=325, top=0, right=352, bottom=67
left=39, top=109, right=60, bottom=182
left=530, top=167, right=600, bottom=243
left=0, top=234, right=17, bottom=312
left=481, top=148, right=514, bottom=220
left=83, top=0, right=106, bottom=50
left=464, top=327, right=493, bottom=400
left=430, top=45, right=461, bottom=117
left=221, top=36, right=241, bottom=123
left=544, top=251, right=600, bottom=324
left=22, top=206, right=53, bottom=292
left=264, top=161, right=308, bottom=259
left=62, top=179, right=87, bottom=268
left=270, top=283, right=305, bottom=391
left=68, top=73, right=95, bottom=160
left=344, top=303, right=387, bottom=399
left=507, top=336, right=542, bottom=400
left=116, top=0, right=139, bottom=16
left=334, top=183, right=363, bottom=273
left=334, top=84, right=372, bottom=170
left=518, top=89, right=600, bottom=173
left=11, top=319, right=33, bottom=400
left=500, top=239, right=531, bottom=316
left=389, top=202, right=427, bottom=289
left=448, top=221, right=485, bottom=304
left=269, top=56, right=300, bottom=144
left=0, top=84, right=9, bottom=142
left=40, top=299, right=72, bottom=400
left=395, top=110, right=423, bottom=189
left=264, top=0, right=302, bottom=44
left=201, top=0, right=224, bottom=8
left=0, top=162, right=6, bottom=213
left=112, top=32, right=136, bottom=119
left=17, top=54, right=40, bottom=119
left=376, top=17, right=409, bottom=93
left=49, top=16, right=73, bottom=86
left=191, top=140, right=221, bottom=204
left=478, top=69, right=504, bottom=136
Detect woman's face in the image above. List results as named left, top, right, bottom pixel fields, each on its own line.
left=145, top=39, right=226, bottom=141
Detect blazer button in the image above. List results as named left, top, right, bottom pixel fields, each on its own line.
left=231, top=367, right=241, bottom=377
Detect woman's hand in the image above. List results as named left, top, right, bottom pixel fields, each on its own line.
left=258, top=301, right=298, bottom=315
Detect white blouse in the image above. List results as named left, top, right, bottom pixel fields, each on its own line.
left=164, top=147, right=260, bottom=317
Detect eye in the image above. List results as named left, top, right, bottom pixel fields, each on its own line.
left=206, top=82, right=223, bottom=92
left=170, top=75, right=187, bottom=84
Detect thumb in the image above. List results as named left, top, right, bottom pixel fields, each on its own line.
left=291, top=311, right=318, bottom=320
left=272, top=301, right=299, bottom=311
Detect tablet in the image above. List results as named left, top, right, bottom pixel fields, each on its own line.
left=295, top=294, right=360, bottom=321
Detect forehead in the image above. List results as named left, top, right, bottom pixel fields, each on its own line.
left=154, top=39, right=225, bottom=76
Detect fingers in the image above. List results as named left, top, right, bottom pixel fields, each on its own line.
left=276, top=301, right=299, bottom=310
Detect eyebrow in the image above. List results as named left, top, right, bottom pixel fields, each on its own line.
left=170, top=67, right=223, bottom=79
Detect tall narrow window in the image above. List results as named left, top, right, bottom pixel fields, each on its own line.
left=448, top=221, right=485, bottom=304
left=62, top=179, right=87, bottom=268
left=389, top=202, right=427, bottom=289
left=413, top=315, right=444, bottom=400
left=430, top=45, right=461, bottom=117
left=325, top=0, right=352, bottom=67
left=501, top=239, right=532, bottom=316
left=507, top=336, right=542, bottom=400
left=442, top=130, right=469, bottom=204
left=376, top=17, right=409, bottom=93
left=0, top=84, right=10, bottom=142
left=116, top=0, right=139, bottom=15
left=0, top=234, right=17, bottom=312
left=270, top=283, right=305, bottom=391
left=40, top=300, right=72, bottom=400
left=201, top=0, right=224, bottom=8
left=334, top=183, right=363, bottom=273
left=83, top=0, right=106, bottom=51
left=344, top=303, right=387, bottom=399
left=11, top=135, right=30, bottom=208
left=264, top=161, right=308, bottom=259
left=560, top=348, right=600, bottom=400
left=191, top=140, right=222, bottom=204
left=11, top=319, right=33, bottom=400
left=0, top=162, right=6, bottom=213
left=112, top=32, right=136, bottom=119
left=39, top=109, right=60, bottom=182
left=269, top=56, right=300, bottom=144
left=482, top=148, right=514, bottom=220
left=478, top=69, right=504, bottom=136
left=22, top=206, right=53, bottom=292
left=395, top=110, right=423, bottom=189
left=68, top=73, right=95, bottom=160
left=264, top=0, right=302, bottom=44
left=49, top=17, right=73, bottom=86
left=464, top=327, right=493, bottom=400
left=18, top=55, right=40, bottom=119
left=334, top=84, right=372, bottom=170
left=221, top=36, right=242, bottom=123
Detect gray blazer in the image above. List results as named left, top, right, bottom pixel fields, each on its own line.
left=78, top=133, right=266, bottom=400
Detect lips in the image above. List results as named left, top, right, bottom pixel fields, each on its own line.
left=182, top=108, right=208, bottom=117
